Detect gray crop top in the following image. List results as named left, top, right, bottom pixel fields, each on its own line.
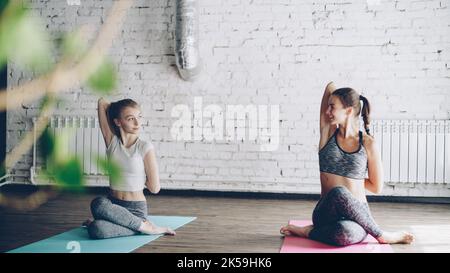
left=318, top=128, right=368, bottom=180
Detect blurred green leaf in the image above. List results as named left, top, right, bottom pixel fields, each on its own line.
left=39, top=93, right=56, bottom=110
left=56, top=31, right=88, bottom=60
left=0, top=161, right=5, bottom=178
left=38, top=95, right=66, bottom=119
left=87, top=59, right=117, bottom=94
left=38, top=127, right=55, bottom=161
left=0, top=1, right=9, bottom=13
left=96, top=156, right=122, bottom=187
left=13, top=17, right=53, bottom=72
left=39, top=127, right=84, bottom=192
left=52, top=129, right=71, bottom=163
left=53, top=157, right=85, bottom=192
left=0, top=1, right=53, bottom=72
left=0, top=1, right=25, bottom=66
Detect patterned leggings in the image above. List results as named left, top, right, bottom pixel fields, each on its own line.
left=308, top=186, right=383, bottom=246
left=87, top=196, right=148, bottom=239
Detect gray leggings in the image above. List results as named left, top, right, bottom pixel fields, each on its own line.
left=87, top=196, right=148, bottom=239
left=308, top=186, right=383, bottom=246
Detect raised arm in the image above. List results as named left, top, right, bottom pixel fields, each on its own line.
left=98, top=98, right=114, bottom=147
left=320, top=81, right=336, bottom=130
left=319, top=82, right=338, bottom=150
left=144, top=150, right=161, bottom=194
left=364, top=135, right=384, bottom=194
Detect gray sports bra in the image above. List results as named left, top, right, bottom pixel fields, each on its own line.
left=319, top=128, right=368, bottom=179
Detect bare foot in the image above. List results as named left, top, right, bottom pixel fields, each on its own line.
left=280, top=224, right=313, bottom=238
left=162, top=227, right=176, bottom=236
left=377, top=231, right=414, bottom=244
left=139, top=220, right=176, bottom=236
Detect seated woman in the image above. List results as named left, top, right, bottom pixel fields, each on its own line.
left=83, top=98, right=175, bottom=239
left=280, top=82, right=414, bottom=246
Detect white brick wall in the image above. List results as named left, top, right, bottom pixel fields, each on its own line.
left=6, top=0, right=450, bottom=196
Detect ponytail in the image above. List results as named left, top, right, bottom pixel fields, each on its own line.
left=360, top=95, right=371, bottom=135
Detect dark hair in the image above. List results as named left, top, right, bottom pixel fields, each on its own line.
left=107, top=99, right=139, bottom=138
left=332, top=88, right=371, bottom=135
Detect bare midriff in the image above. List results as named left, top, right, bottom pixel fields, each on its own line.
left=320, top=172, right=367, bottom=203
left=109, top=189, right=146, bottom=202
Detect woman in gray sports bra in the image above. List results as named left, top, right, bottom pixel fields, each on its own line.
left=281, top=82, right=414, bottom=246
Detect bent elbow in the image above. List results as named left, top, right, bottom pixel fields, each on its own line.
left=98, top=98, right=109, bottom=109
left=374, top=184, right=384, bottom=194
left=367, top=178, right=383, bottom=194
left=150, top=187, right=160, bottom=194
left=326, top=81, right=335, bottom=92
left=147, top=181, right=160, bottom=194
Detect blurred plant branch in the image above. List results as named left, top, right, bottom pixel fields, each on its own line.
left=0, top=0, right=133, bottom=111
left=0, top=0, right=132, bottom=210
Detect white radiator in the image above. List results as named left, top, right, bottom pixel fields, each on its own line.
left=370, top=120, right=449, bottom=185
left=30, top=117, right=449, bottom=189
left=31, top=116, right=109, bottom=186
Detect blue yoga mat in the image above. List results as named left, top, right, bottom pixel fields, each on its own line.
left=7, top=216, right=196, bottom=253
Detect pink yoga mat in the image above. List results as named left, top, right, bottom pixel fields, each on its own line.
left=280, top=220, right=394, bottom=253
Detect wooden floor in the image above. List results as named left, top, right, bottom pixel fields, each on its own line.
left=1, top=189, right=450, bottom=253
